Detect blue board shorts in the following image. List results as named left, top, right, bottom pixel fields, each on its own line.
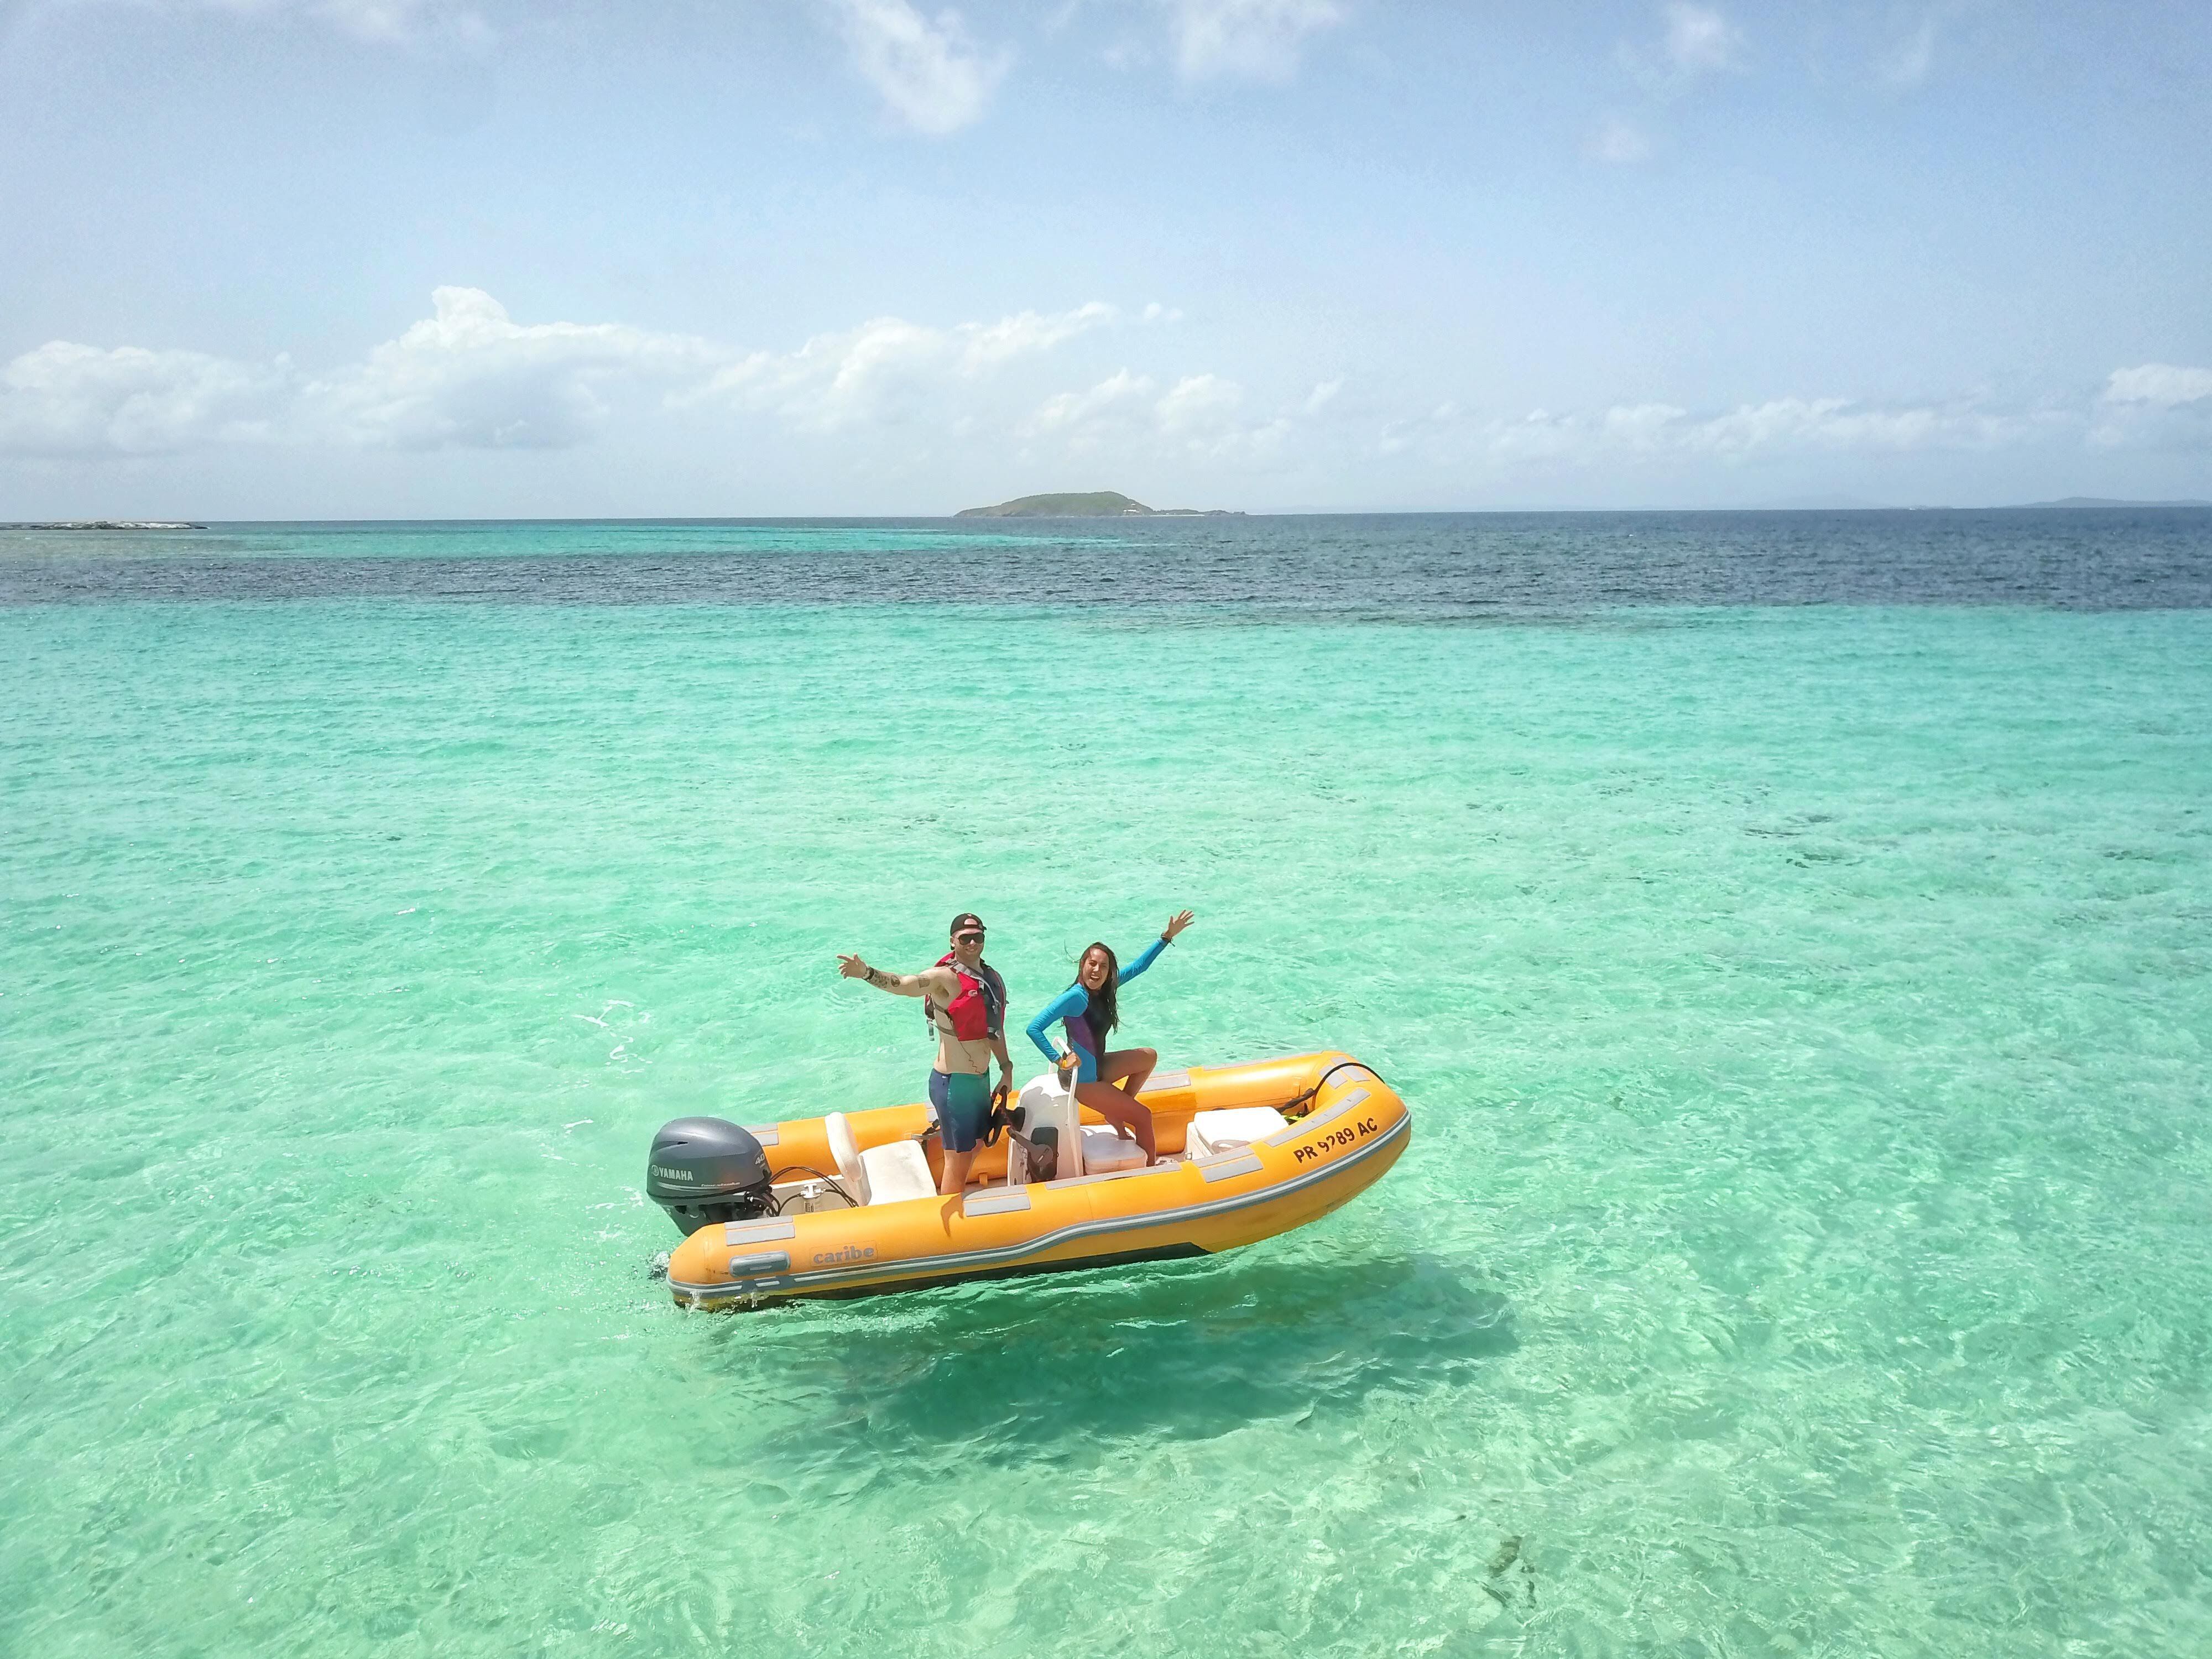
left=928, top=1069, right=994, bottom=1154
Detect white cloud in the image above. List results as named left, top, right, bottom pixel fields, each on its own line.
left=1020, top=366, right=1308, bottom=465
left=1164, top=0, right=1343, bottom=83
left=959, top=302, right=1117, bottom=371
left=1587, top=114, right=1652, bottom=164
left=0, top=340, right=289, bottom=457
left=1029, top=368, right=1158, bottom=437
left=304, top=286, right=713, bottom=450
left=1685, top=397, right=2030, bottom=456
left=1155, top=371, right=1243, bottom=432
left=2090, top=363, right=2212, bottom=450
left=1878, top=15, right=1938, bottom=90
left=1, top=291, right=1127, bottom=461
left=826, top=0, right=1010, bottom=133
left=706, top=302, right=1116, bottom=431
left=1662, top=3, right=1743, bottom=74
left=1377, top=390, right=2069, bottom=468
left=311, top=0, right=488, bottom=46
left=2103, top=363, right=2212, bottom=409
left=0, top=289, right=711, bottom=458
left=22, top=296, right=2198, bottom=488
left=1150, top=371, right=1294, bottom=460
left=128, top=0, right=492, bottom=49
left=712, top=318, right=947, bottom=431
left=1484, top=396, right=2045, bottom=465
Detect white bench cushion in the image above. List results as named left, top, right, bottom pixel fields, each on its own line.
left=1187, top=1107, right=1290, bottom=1159
left=859, top=1139, right=938, bottom=1206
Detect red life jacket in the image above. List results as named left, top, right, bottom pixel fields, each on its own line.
left=926, top=953, right=1003, bottom=1043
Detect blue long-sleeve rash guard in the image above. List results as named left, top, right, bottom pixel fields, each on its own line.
left=1026, top=936, right=1170, bottom=1065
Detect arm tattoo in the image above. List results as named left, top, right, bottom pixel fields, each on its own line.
left=864, top=966, right=928, bottom=996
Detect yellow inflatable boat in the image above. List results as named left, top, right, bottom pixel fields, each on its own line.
left=653, top=1052, right=1407, bottom=1308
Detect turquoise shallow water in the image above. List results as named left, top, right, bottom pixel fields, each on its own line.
left=4, top=519, right=2211, bottom=1655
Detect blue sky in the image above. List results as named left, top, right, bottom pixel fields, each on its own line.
left=2, top=0, right=2208, bottom=515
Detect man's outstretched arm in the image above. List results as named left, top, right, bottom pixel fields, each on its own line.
left=837, top=954, right=948, bottom=998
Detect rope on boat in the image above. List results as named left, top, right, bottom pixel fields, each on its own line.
left=1279, top=1058, right=1386, bottom=1121
left=771, top=1164, right=858, bottom=1212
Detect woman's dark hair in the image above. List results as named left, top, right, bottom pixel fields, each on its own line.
left=1081, top=941, right=1120, bottom=1041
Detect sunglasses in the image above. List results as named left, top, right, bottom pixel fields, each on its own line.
left=954, top=932, right=985, bottom=945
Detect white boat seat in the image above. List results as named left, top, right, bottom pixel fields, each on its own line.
left=1187, top=1107, right=1289, bottom=1159
left=1015, top=1073, right=1083, bottom=1176
left=1080, top=1126, right=1147, bottom=1173
left=824, top=1111, right=868, bottom=1201
left=1016, top=1073, right=1078, bottom=1129
left=860, top=1139, right=938, bottom=1205
left=825, top=1110, right=940, bottom=1206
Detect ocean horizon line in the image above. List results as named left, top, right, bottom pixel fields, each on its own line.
left=9, top=500, right=2212, bottom=530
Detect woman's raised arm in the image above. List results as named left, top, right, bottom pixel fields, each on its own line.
left=1114, top=912, right=1193, bottom=986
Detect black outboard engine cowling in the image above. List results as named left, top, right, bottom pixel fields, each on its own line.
left=646, top=1117, right=774, bottom=1235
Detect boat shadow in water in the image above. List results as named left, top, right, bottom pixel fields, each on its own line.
left=708, top=1249, right=1515, bottom=1477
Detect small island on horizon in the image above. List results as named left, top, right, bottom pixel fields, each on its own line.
left=955, top=491, right=1243, bottom=518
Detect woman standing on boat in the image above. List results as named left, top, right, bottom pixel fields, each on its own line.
left=1026, top=911, right=1196, bottom=1167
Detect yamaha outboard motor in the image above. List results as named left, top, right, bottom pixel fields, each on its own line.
left=646, top=1117, right=774, bottom=1235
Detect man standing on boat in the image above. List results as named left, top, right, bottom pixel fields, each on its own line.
left=837, top=912, right=1014, bottom=1197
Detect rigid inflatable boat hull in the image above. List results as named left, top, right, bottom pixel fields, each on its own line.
left=665, top=1052, right=1407, bottom=1308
